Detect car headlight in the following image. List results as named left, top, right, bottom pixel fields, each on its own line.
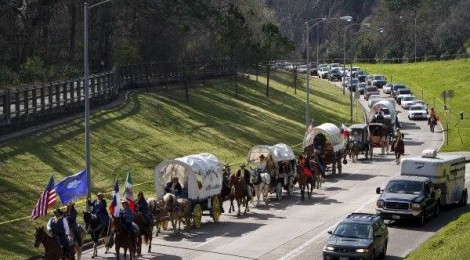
left=376, top=200, right=384, bottom=208
left=356, top=248, right=370, bottom=253
left=323, top=245, right=335, bottom=251
left=412, top=203, right=422, bottom=210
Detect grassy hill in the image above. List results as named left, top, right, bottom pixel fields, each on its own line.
left=0, top=71, right=362, bottom=259
left=358, top=58, right=470, bottom=152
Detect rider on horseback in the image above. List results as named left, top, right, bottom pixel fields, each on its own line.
left=47, top=208, right=71, bottom=257
left=236, top=163, right=254, bottom=197
left=135, top=191, right=153, bottom=227
left=65, top=202, right=82, bottom=246
left=87, top=192, right=110, bottom=232
left=120, top=200, right=136, bottom=246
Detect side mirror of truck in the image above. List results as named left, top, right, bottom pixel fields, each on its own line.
left=327, top=230, right=333, bottom=235
left=376, top=187, right=382, bottom=194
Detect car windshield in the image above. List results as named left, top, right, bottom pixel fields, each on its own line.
left=385, top=180, right=423, bottom=195
left=374, top=76, right=385, bottom=80
left=399, top=90, right=411, bottom=95
left=394, top=85, right=405, bottom=90
left=403, top=96, right=415, bottom=101
left=351, top=79, right=359, bottom=84
left=334, top=222, right=372, bottom=239
left=367, top=87, right=378, bottom=91
left=410, top=106, right=425, bottom=111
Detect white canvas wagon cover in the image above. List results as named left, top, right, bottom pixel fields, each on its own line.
left=247, top=143, right=296, bottom=163
left=154, top=153, right=223, bottom=200
left=303, top=123, right=344, bottom=152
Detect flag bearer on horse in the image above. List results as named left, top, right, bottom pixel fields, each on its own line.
left=135, top=191, right=153, bottom=227
left=65, top=202, right=82, bottom=246
left=87, top=192, right=110, bottom=232
left=120, top=200, right=136, bottom=246
left=47, top=208, right=71, bottom=257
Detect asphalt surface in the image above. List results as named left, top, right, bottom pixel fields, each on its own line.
left=80, top=77, right=469, bottom=260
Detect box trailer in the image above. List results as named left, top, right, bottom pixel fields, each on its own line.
left=400, top=149, right=468, bottom=206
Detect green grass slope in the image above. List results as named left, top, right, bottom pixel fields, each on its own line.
left=359, top=58, right=470, bottom=151
left=0, top=71, right=361, bottom=258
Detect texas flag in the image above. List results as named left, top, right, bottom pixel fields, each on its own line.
left=108, top=179, right=120, bottom=218
left=122, top=170, right=136, bottom=212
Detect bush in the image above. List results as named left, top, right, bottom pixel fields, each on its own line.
left=0, top=65, right=19, bottom=87
left=19, top=56, right=47, bottom=83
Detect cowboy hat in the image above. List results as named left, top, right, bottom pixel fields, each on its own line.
left=120, top=199, right=128, bottom=204
left=53, top=208, right=63, bottom=215
left=259, top=154, right=266, bottom=159
left=96, top=192, right=104, bottom=197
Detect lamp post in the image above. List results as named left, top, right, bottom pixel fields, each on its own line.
left=305, top=15, right=352, bottom=128
left=84, top=0, right=113, bottom=208
left=343, top=23, right=359, bottom=124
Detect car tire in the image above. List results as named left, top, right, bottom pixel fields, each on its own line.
left=435, top=204, right=440, bottom=218
left=417, top=214, right=426, bottom=227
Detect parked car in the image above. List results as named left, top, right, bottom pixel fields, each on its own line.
left=357, top=83, right=367, bottom=94
left=372, top=75, right=387, bottom=88
left=323, top=213, right=389, bottom=260
left=368, top=95, right=382, bottom=107
left=408, top=104, right=428, bottom=120
left=318, top=67, right=330, bottom=79
left=356, top=70, right=368, bottom=82
left=347, top=78, right=360, bottom=92
left=366, top=74, right=375, bottom=85
left=382, top=83, right=393, bottom=94
left=328, top=69, right=343, bottom=81
left=395, top=89, right=413, bottom=104
left=364, top=86, right=380, bottom=101
left=401, top=95, right=417, bottom=109
left=391, top=84, right=406, bottom=98
left=342, top=76, right=350, bottom=88
left=297, top=65, right=308, bottom=73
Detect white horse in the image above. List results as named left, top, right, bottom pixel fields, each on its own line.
left=250, top=169, right=271, bottom=206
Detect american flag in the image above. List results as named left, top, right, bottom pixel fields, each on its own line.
left=31, top=176, right=57, bottom=220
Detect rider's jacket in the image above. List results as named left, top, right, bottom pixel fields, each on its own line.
left=136, top=199, right=148, bottom=214
left=121, top=207, right=133, bottom=224
left=47, top=216, right=70, bottom=237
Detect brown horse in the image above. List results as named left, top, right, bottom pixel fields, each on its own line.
left=296, top=156, right=314, bottom=200
left=147, top=198, right=169, bottom=236
left=33, top=226, right=82, bottom=260
left=163, top=193, right=192, bottom=233
left=229, top=174, right=249, bottom=215
left=392, top=138, right=405, bottom=164
left=112, top=217, right=139, bottom=260
left=133, top=212, right=152, bottom=255
left=219, top=166, right=232, bottom=213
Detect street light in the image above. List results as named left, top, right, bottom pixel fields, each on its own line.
left=305, top=15, right=352, bottom=128
left=343, top=23, right=360, bottom=124
left=84, top=0, right=113, bottom=207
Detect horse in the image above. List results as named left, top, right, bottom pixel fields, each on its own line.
left=33, top=226, right=81, bottom=260
left=163, top=193, right=192, bottom=233
left=229, top=174, right=249, bottom=215
left=296, top=156, right=315, bottom=200
left=113, top=216, right=139, bottom=260
left=133, top=212, right=152, bottom=255
left=219, top=166, right=232, bottom=213
left=429, top=115, right=437, bottom=133
left=250, top=169, right=271, bottom=206
left=346, top=141, right=360, bottom=162
left=392, top=138, right=405, bottom=164
left=148, top=197, right=169, bottom=236
left=83, top=212, right=110, bottom=258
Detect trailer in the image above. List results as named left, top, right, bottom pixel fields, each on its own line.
left=400, top=149, right=468, bottom=206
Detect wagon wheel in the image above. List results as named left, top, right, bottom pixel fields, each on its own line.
left=276, top=182, right=283, bottom=201
left=211, top=196, right=221, bottom=222
left=288, top=177, right=294, bottom=196
left=193, top=204, right=203, bottom=229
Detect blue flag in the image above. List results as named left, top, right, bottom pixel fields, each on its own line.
left=55, top=169, right=88, bottom=204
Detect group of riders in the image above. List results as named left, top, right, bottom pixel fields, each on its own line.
left=47, top=190, right=153, bottom=257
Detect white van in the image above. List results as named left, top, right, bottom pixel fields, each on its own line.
left=401, top=149, right=468, bottom=206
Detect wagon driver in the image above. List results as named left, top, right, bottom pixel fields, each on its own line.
left=165, top=176, right=183, bottom=198
left=256, top=154, right=267, bottom=172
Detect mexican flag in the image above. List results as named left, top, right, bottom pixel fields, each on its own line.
left=122, top=170, right=136, bottom=212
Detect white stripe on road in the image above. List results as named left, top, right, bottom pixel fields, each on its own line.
left=196, top=232, right=229, bottom=247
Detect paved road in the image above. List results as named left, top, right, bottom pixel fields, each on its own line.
left=81, top=79, right=469, bottom=260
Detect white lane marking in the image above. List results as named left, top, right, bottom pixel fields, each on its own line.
left=195, top=232, right=229, bottom=248
left=278, top=193, right=378, bottom=260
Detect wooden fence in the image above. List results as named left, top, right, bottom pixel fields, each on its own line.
left=0, top=58, right=235, bottom=135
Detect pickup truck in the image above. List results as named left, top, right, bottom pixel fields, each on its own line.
left=376, top=175, right=441, bottom=226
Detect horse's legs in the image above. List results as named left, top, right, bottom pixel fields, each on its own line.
left=229, top=198, right=234, bottom=213
left=236, top=198, right=241, bottom=216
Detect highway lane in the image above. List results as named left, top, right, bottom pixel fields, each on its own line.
left=81, top=78, right=469, bottom=260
